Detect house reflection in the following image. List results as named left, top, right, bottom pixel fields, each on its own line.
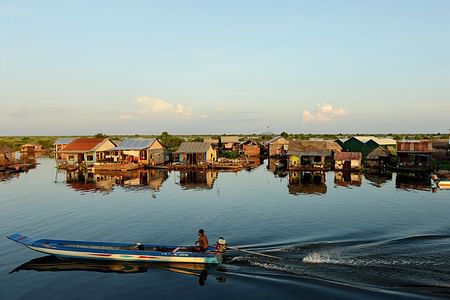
left=395, top=173, right=431, bottom=191
left=334, top=171, right=362, bottom=187
left=288, top=171, right=327, bottom=195
left=11, top=255, right=225, bottom=286
left=267, top=158, right=288, bottom=178
left=65, top=169, right=168, bottom=193
left=363, top=171, right=392, bottom=188
left=177, top=170, right=218, bottom=190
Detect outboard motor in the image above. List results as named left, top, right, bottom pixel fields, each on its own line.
left=135, top=242, right=144, bottom=251
left=215, top=237, right=227, bottom=253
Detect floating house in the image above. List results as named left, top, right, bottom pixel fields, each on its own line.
left=241, top=140, right=261, bottom=158
left=366, top=146, right=395, bottom=169
left=431, top=139, right=450, bottom=160
left=62, top=138, right=116, bottom=167
left=334, top=152, right=362, bottom=171
left=111, top=138, right=166, bottom=166
left=20, top=143, right=43, bottom=153
left=220, top=136, right=240, bottom=151
left=396, top=140, right=433, bottom=172
left=287, top=140, right=341, bottom=170
left=339, top=136, right=396, bottom=160
left=175, top=142, right=217, bottom=165
left=265, top=136, right=289, bottom=157
left=54, top=138, right=75, bottom=161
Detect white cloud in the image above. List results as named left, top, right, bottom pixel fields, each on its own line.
left=134, top=96, right=193, bottom=119
left=302, top=104, right=347, bottom=123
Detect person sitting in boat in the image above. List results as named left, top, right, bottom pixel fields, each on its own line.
left=193, top=229, right=209, bottom=252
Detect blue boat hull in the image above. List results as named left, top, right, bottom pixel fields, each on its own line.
left=7, top=233, right=223, bottom=264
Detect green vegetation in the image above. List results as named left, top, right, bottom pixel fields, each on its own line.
left=158, top=131, right=184, bottom=151
left=220, top=150, right=239, bottom=159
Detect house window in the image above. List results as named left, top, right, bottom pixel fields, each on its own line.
left=87, top=155, right=94, bottom=161
left=68, top=155, right=74, bottom=161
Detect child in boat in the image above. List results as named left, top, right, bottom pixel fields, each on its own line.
left=193, top=229, right=209, bottom=252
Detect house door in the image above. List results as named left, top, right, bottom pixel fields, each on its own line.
left=78, top=154, right=84, bottom=162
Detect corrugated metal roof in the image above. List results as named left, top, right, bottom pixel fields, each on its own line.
left=175, top=142, right=212, bottom=153
left=371, top=138, right=396, bottom=145
left=54, top=138, right=75, bottom=145
left=112, top=138, right=157, bottom=150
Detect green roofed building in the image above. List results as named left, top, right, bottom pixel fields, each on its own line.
left=339, top=136, right=396, bottom=160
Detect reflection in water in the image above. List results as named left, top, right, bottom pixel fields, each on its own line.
left=61, top=169, right=168, bottom=193
left=334, top=171, right=362, bottom=187
left=288, top=171, right=326, bottom=195
left=395, top=173, right=431, bottom=191
left=267, top=158, right=288, bottom=178
left=177, top=170, right=218, bottom=190
left=11, top=256, right=225, bottom=286
left=363, top=171, right=393, bottom=188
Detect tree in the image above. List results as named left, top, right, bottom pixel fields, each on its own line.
left=280, top=131, right=289, bottom=138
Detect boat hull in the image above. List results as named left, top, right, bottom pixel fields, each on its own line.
left=437, top=180, right=450, bottom=189
left=7, top=233, right=222, bottom=264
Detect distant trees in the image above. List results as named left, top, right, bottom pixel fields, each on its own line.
left=158, top=131, right=184, bottom=150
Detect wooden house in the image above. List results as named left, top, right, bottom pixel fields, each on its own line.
left=431, top=139, right=450, bottom=160
left=111, top=138, right=166, bottom=166
left=241, top=140, right=261, bottom=158
left=54, top=138, right=75, bottom=161
left=220, top=136, right=240, bottom=151
left=287, top=140, right=341, bottom=170
left=339, top=136, right=396, bottom=160
left=0, top=145, right=15, bottom=167
left=62, top=138, right=116, bottom=167
left=334, top=152, right=362, bottom=171
left=396, top=140, right=432, bottom=172
left=175, top=142, right=217, bottom=164
left=20, top=143, right=43, bottom=153
left=265, top=136, right=289, bottom=157
left=366, top=146, right=395, bottom=169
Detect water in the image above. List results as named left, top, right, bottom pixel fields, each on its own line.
left=1, top=157, right=449, bottom=299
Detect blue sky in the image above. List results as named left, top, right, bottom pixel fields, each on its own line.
left=1, top=0, right=449, bottom=135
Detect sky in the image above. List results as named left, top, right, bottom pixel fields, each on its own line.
left=1, top=0, right=449, bottom=135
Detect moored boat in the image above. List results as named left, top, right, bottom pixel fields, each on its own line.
left=437, top=180, right=450, bottom=189
left=7, top=233, right=226, bottom=264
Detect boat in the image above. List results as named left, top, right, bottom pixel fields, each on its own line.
left=437, top=180, right=450, bottom=189
left=7, top=233, right=226, bottom=264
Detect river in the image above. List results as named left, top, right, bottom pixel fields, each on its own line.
left=1, top=157, right=449, bottom=299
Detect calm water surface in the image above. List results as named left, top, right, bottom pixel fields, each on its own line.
left=1, top=157, right=449, bottom=299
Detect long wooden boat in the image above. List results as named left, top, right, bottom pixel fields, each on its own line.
left=7, top=233, right=224, bottom=264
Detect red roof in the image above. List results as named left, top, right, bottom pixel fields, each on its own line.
left=63, top=138, right=105, bottom=152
